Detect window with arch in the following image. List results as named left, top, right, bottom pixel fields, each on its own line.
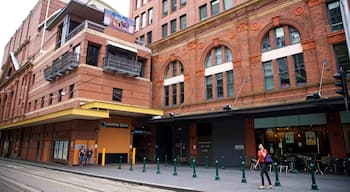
left=261, top=25, right=306, bottom=90
left=204, top=45, right=234, bottom=100
left=164, top=60, right=184, bottom=107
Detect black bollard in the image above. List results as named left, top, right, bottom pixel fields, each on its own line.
left=142, top=156, right=146, bottom=172
left=205, top=155, right=209, bottom=168
left=118, top=155, right=122, bottom=169
left=192, top=159, right=197, bottom=178
left=215, top=160, right=220, bottom=180
left=221, top=155, right=225, bottom=170
left=129, top=158, right=133, bottom=171
left=274, top=162, right=281, bottom=186
left=241, top=160, right=247, bottom=183
left=310, top=162, right=319, bottom=190
left=173, top=158, right=178, bottom=176
left=156, top=157, right=160, bottom=174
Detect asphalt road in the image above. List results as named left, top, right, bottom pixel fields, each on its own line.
left=0, top=160, right=174, bottom=192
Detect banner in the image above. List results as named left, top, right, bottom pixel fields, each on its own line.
left=104, top=9, right=134, bottom=34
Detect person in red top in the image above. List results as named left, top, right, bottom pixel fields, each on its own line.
left=254, top=144, right=272, bottom=189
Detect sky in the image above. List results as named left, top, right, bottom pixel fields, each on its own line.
left=0, top=0, right=130, bottom=66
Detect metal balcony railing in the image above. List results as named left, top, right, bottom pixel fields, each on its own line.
left=103, top=54, right=140, bottom=77
left=44, top=52, right=79, bottom=82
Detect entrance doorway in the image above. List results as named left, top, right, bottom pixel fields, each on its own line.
left=197, top=122, right=212, bottom=165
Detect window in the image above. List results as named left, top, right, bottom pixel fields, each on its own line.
left=206, top=76, right=213, bottom=100
left=289, top=27, right=300, bottom=45
left=73, top=44, right=80, bottom=62
left=172, top=61, right=177, bottom=76
left=162, top=23, right=168, bottom=37
left=41, top=96, right=45, bottom=108
left=205, top=52, right=212, bottom=68
left=136, top=0, right=141, bottom=9
left=86, top=43, right=100, bottom=66
left=58, top=89, right=63, bottom=102
left=277, top=57, right=290, bottom=88
left=147, top=31, right=152, bottom=44
left=170, top=19, right=177, bottom=33
left=211, top=0, right=220, bottom=16
left=140, top=35, right=145, bottom=43
left=216, top=73, right=223, bottom=98
left=135, top=16, right=140, bottom=31
left=148, top=8, right=153, bottom=24
left=171, top=0, right=177, bottom=11
left=49, top=93, right=53, bottom=105
left=227, top=70, right=234, bottom=97
left=34, top=99, right=37, bottom=110
left=165, top=61, right=184, bottom=78
left=163, top=0, right=168, bottom=16
left=199, top=4, right=208, bottom=21
left=164, top=86, right=169, bottom=106
left=141, top=12, right=146, bottom=28
left=69, top=84, right=74, bottom=98
left=172, top=84, right=177, bottom=105
left=180, top=14, right=186, bottom=29
left=28, top=102, right=31, bottom=112
left=180, top=82, right=184, bottom=104
left=215, top=47, right=223, bottom=65
left=53, top=140, right=69, bottom=161
left=327, top=1, right=344, bottom=31
left=142, top=0, right=147, bottom=5
left=293, top=53, right=307, bottom=85
left=274, top=27, right=285, bottom=49
left=112, top=88, right=122, bottom=101
left=263, top=61, right=274, bottom=90
left=138, top=58, right=146, bottom=77
left=261, top=34, right=271, bottom=52
left=224, top=0, right=233, bottom=10
left=333, top=42, right=350, bottom=71
left=180, top=0, right=186, bottom=7
left=225, top=47, right=232, bottom=62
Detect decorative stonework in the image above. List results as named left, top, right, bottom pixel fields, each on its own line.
left=272, top=16, right=280, bottom=26
left=228, top=31, right=236, bottom=39
left=251, top=23, right=260, bottom=31
left=212, top=38, right=219, bottom=46
left=295, top=6, right=304, bottom=16
left=182, top=48, right=188, bottom=56
left=197, top=42, right=205, bottom=49
left=327, top=31, right=346, bottom=44
left=188, top=42, right=196, bottom=50
left=184, top=74, right=190, bottom=81
left=301, top=39, right=316, bottom=50
left=250, top=55, right=262, bottom=64
left=233, top=61, right=241, bottom=69
left=157, top=80, right=164, bottom=87
left=307, top=0, right=322, bottom=7
left=237, top=23, right=248, bottom=32
left=170, top=53, right=176, bottom=61
left=195, top=70, right=204, bottom=77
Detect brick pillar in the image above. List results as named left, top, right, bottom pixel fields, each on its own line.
left=326, top=112, right=346, bottom=158
left=245, top=118, right=256, bottom=158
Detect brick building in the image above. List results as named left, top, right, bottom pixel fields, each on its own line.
left=0, top=0, right=162, bottom=165
left=1, top=0, right=350, bottom=168
left=131, top=0, right=350, bottom=167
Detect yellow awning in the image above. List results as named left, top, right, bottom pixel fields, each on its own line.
left=0, top=108, right=109, bottom=130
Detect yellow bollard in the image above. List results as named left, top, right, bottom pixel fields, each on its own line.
left=132, top=147, right=136, bottom=165
left=102, top=147, right=106, bottom=167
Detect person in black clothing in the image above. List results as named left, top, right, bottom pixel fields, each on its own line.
left=79, top=146, right=85, bottom=166
left=86, top=147, right=93, bottom=165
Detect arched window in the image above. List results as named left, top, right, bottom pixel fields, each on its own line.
left=205, top=46, right=232, bottom=68
left=204, top=46, right=234, bottom=100
left=164, top=60, right=184, bottom=107
left=261, top=25, right=306, bottom=90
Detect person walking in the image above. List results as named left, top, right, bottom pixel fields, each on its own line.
left=254, top=144, right=273, bottom=189
left=79, top=146, right=85, bottom=166
left=86, top=147, right=93, bottom=165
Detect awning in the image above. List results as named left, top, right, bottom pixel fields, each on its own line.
left=106, top=40, right=138, bottom=53
left=0, top=108, right=109, bottom=130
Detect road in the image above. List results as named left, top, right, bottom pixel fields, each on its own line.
left=0, top=159, right=174, bottom=192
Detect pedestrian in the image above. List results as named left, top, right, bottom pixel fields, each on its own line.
left=254, top=144, right=273, bottom=189
left=79, top=146, right=85, bottom=166
left=86, top=147, right=93, bottom=165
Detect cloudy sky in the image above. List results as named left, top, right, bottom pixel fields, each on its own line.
left=0, top=0, right=130, bottom=65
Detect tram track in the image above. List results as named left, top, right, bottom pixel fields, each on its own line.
left=0, top=160, right=173, bottom=192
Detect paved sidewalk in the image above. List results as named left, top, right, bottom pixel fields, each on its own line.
left=2, top=158, right=350, bottom=192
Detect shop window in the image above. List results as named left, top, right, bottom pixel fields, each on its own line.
left=327, top=1, right=344, bottom=31
left=162, top=23, right=168, bottom=38
left=53, top=140, right=69, bottom=161
left=180, top=14, right=187, bottom=30
left=333, top=42, right=350, bottom=71
left=112, top=88, right=122, bottom=102
left=86, top=43, right=100, bottom=66
left=211, top=0, right=220, bottom=16
left=199, top=4, right=208, bottom=21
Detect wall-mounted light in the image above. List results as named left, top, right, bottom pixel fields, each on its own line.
left=223, top=104, right=233, bottom=111
left=169, top=112, right=175, bottom=117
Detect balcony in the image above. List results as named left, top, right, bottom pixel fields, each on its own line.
left=44, top=52, right=79, bottom=82
left=103, top=53, right=140, bottom=77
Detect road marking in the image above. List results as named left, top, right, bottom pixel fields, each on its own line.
left=0, top=174, right=42, bottom=192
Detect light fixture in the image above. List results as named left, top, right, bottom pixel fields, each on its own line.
left=169, top=112, right=175, bottom=117
left=223, top=104, right=233, bottom=111
left=305, top=92, right=320, bottom=100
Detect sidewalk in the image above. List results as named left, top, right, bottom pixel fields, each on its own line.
left=2, top=158, right=350, bottom=192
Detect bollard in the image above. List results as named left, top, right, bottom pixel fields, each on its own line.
left=290, top=158, right=298, bottom=174
left=142, top=156, right=146, bottom=172
left=310, top=162, right=319, bottom=190
left=165, top=155, right=168, bottom=166
left=215, top=160, right=220, bottom=180
left=205, top=155, right=209, bottom=168
left=173, top=158, right=178, bottom=176
left=274, top=162, right=281, bottom=186
left=129, top=158, right=133, bottom=171
left=192, top=159, right=197, bottom=178
left=118, top=155, right=122, bottom=170
left=101, top=147, right=106, bottom=167
left=221, top=155, right=225, bottom=170
left=241, top=160, right=247, bottom=183
left=156, top=157, right=160, bottom=174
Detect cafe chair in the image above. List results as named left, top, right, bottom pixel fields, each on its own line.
left=278, top=159, right=288, bottom=174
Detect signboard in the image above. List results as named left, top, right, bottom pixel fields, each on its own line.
left=285, top=132, right=294, bottom=144
left=104, top=9, right=134, bottom=34
left=305, top=131, right=316, bottom=145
